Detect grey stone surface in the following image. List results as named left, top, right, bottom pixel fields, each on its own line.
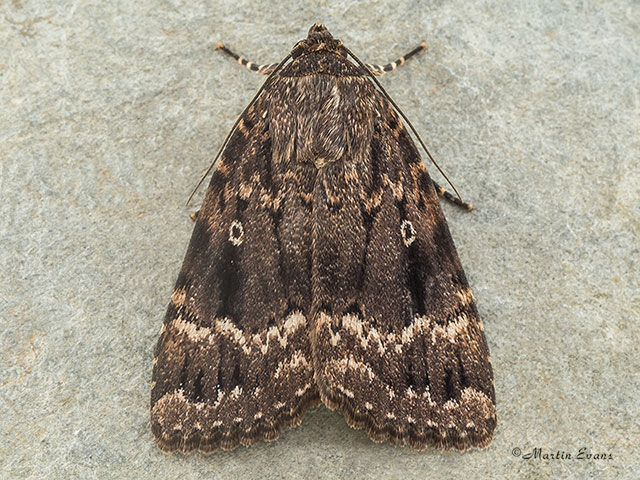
left=1, top=1, right=638, bottom=478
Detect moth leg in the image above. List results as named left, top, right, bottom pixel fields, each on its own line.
left=432, top=180, right=474, bottom=211
left=189, top=210, right=199, bottom=222
left=365, top=41, right=427, bottom=76
left=216, top=42, right=279, bottom=75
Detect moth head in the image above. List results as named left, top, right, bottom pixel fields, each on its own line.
left=291, top=24, right=345, bottom=58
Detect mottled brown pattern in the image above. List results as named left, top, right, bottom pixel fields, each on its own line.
left=151, top=24, right=495, bottom=453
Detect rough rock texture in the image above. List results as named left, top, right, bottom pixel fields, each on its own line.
left=1, top=1, right=638, bottom=479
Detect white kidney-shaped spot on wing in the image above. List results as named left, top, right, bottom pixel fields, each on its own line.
left=229, top=220, right=244, bottom=246
left=400, top=219, right=416, bottom=247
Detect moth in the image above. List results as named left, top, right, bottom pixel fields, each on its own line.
left=150, top=24, right=496, bottom=453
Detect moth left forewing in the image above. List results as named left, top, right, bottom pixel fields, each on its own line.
left=312, top=103, right=496, bottom=450
left=151, top=97, right=321, bottom=453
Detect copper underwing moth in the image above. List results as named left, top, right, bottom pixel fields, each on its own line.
left=150, top=24, right=496, bottom=453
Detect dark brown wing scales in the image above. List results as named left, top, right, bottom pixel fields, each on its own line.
left=152, top=24, right=495, bottom=453
left=150, top=97, right=320, bottom=453
left=310, top=100, right=496, bottom=450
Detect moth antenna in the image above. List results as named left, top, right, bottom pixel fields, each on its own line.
left=342, top=44, right=465, bottom=204
left=185, top=51, right=293, bottom=207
